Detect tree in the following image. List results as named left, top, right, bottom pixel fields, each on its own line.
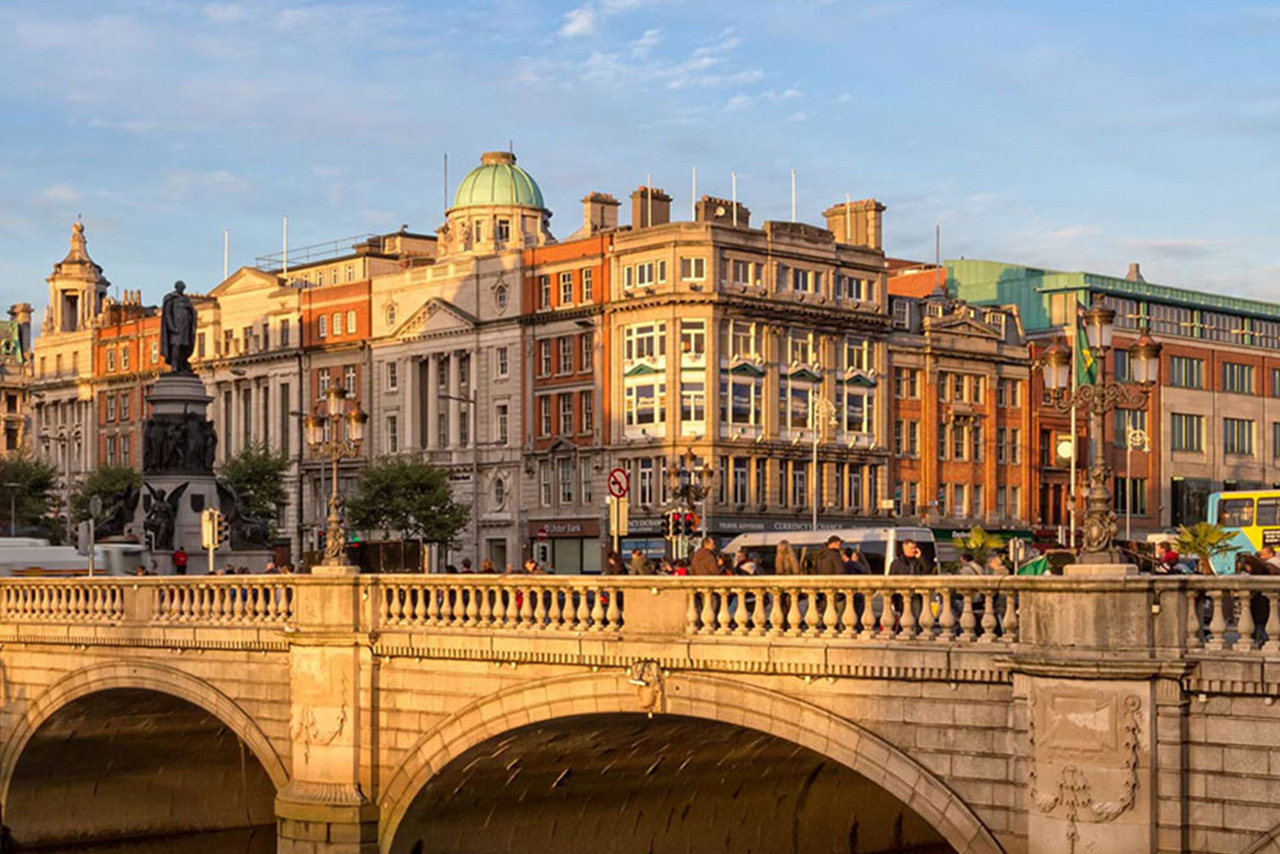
left=952, top=526, right=1006, bottom=564
left=1175, top=522, right=1238, bottom=575
left=71, top=465, right=141, bottom=524
left=0, top=455, right=61, bottom=539
left=346, top=457, right=469, bottom=568
left=218, top=443, right=289, bottom=529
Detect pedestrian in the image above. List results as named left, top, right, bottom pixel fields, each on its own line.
left=844, top=548, right=870, bottom=575
left=133, top=564, right=148, bottom=577
left=957, top=553, right=982, bottom=576
left=479, top=558, right=496, bottom=574
left=657, top=557, right=674, bottom=575
left=629, top=549, right=652, bottom=575
left=815, top=535, right=845, bottom=575
left=605, top=551, right=627, bottom=575
left=672, top=559, right=690, bottom=576
left=690, top=537, right=719, bottom=576
left=172, top=545, right=188, bottom=576
left=460, top=558, right=474, bottom=574
left=264, top=560, right=277, bottom=574
left=734, top=548, right=758, bottom=575
left=1156, top=540, right=1181, bottom=572
left=775, top=540, right=800, bottom=575
left=985, top=554, right=1009, bottom=576
left=889, top=540, right=927, bottom=575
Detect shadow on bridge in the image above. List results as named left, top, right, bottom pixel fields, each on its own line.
left=1, top=688, right=276, bottom=851
left=389, top=712, right=953, bottom=854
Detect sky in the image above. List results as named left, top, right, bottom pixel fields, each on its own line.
left=1, top=0, right=1278, bottom=312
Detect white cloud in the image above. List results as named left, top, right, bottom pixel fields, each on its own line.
left=722, top=94, right=753, bottom=112
left=37, top=184, right=81, bottom=205
left=631, top=28, right=661, bottom=57
left=202, top=4, right=245, bottom=23
left=559, top=4, right=597, bottom=37
left=1045, top=224, right=1100, bottom=240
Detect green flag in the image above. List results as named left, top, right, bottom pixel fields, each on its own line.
left=1016, top=555, right=1049, bottom=576
left=1074, top=324, right=1096, bottom=388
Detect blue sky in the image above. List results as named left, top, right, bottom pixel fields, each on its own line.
left=1, top=0, right=1278, bottom=310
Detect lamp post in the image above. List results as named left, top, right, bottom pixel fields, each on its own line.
left=1039, top=295, right=1162, bottom=564
left=809, top=392, right=839, bottom=532
left=4, top=481, right=19, bottom=537
left=38, top=432, right=73, bottom=543
left=303, top=385, right=367, bottom=568
left=1125, top=427, right=1150, bottom=542
left=667, top=448, right=714, bottom=557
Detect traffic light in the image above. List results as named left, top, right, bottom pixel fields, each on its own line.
left=660, top=514, right=670, bottom=537
left=668, top=511, right=682, bottom=538
left=682, top=512, right=696, bottom=537
left=201, top=508, right=228, bottom=550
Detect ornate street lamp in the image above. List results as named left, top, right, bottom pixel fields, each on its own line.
left=1040, top=295, right=1162, bottom=563
left=305, top=385, right=368, bottom=567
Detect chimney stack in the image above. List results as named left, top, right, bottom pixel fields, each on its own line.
left=1126, top=263, right=1145, bottom=282
left=694, top=195, right=750, bottom=228
left=630, top=186, right=672, bottom=229
left=824, top=198, right=885, bottom=250
left=581, top=192, right=620, bottom=236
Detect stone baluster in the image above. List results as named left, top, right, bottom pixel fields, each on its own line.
left=803, top=587, right=823, bottom=638
left=959, top=591, right=977, bottom=641
left=490, top=585, right=507, bottom=628
left=575, top=588, right=590, bottom=630
left=605, top=587, right=620, bottom=630
left=412, top=586, right=427, bottom=624
left=534, top=586, right=548, bottom=629
left=547, top=586, right=563, bottom=629
left=938, top=588, right=956, bottom=641
left=463, top=585, right=478, bottom=628
left=519, top=585, right=534, bottom=628
left=1000, top=590, right=1017, bottom=642
left=919, top=590, right=936, bottom=640
left=686, top=588, right=700, bottom=633
left=899, top=589, right=917, bottom=640
left=748, top=588, right=766, bottom=636
left=715, top=590, right=732, bottom=635
left=426, top=584, right=441, bottom=626
left=784, top=587, right=802, bottom=637
left=1185, top=591, right=1203, bottom=649
left=821, top=589, right=838, bottom=637
left=838, top=589, right=856, bottom=638
left=979, top=588, right=998, bottom=642
left=766, top=588, right=783, bottom=637
left=856, top=591, right=875, bottom=640
left=590, top=587, right=605, bottom=631
left=1206, top=590, right=1228, bottom=651
left=479, top=585, right=495, bottom=628
left=1238, top=590, right=1258, bottom=651
left=1266, top=592, right=1280, bottom=652
left=700, top=588, right=717, bottom=634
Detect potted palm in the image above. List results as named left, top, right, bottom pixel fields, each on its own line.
left=1174, top=522, right=1237, bottom=575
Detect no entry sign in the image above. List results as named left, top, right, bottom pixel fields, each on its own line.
left=607, top=467, right=630, bottom=499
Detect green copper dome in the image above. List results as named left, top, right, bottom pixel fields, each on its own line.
left=453, top=151, right=545, bottom=210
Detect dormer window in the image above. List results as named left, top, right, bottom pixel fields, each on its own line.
left=496, top=219, right=511, bottom=242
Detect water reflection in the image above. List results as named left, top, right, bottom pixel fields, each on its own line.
left=18, top=825, right=275, bottom=854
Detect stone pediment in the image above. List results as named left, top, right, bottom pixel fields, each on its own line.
left=925, top=313, right=1002, bottom=340
left=209, top=267, right=281, bottom=297
left=396, top=298, right=477, bottom=339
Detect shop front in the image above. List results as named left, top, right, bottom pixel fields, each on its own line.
left=528, top=518, right=602, bottom=574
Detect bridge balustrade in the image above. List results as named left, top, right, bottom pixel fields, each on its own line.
left=152, top=578, right=296, bottom=625
left=377, top=578, right=625, bottom=632
left=0, top=579, right=126, bottom=623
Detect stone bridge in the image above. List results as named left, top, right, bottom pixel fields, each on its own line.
left=0, top=573, right=1278, bottom=854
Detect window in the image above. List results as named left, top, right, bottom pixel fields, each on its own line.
left=790, top=268, right=819, bottom=292
left=318, top=315, right=328, bottom=339
left=1223, top=362, right=1255, bottom=394
left=1273, top=422, right=1280, bottom=459
left=538, top=396, right=552, bottom=436
left=1113, top=409, right=1148, bottom=446
left=624, top=323, right=666, bottom=361
left=559, top=394, right=574, bottom=434
left=558, top=336, right=574, bottom=374
left=580, top=333, right=593, bottom=371
left=345, top=264, right=355, bottom=282
left=1273, top=368, right=1280, bottom=398
left=1224, top=418, right=1255, bottom=456
left=473, top=219, right=484, bottom=243
left=952, top=423, right=968, bottom=460
left=343, top=365, right=356, bottom=393
left=1171, top=413, right=1204, bottom=452
left=332, top=312, right=343, bottom=336
left=791, top=460, right=809, bottom=508
left=496, top=219, right=511, bottom=242
left=625, top=381, right=666, bottom=426
left=120, top=391, right=130, bottom=421
left=495, top=285, right=508, bottom=313
left=892, top=299, right=910, bottom=329
left=580, top=460, right=593, bottom=504
left=497, top=404, right=509, bottom=444
left=106, top=395, right=116, bottom=421
left=346, top=310, right=356, bottom=335
left=997, top=428, right=1021, bottom=464
left=582, top=268, right=594, bottom=301
left=1112, top=350, right=1130, bottom=383
left=997, top=379, right=1021, bottom=408
left=539, top=275, right=551, bottom=309
left=538, top=340, right=552, bottom=376
left=105, top=436, right=116, bottom=465
left=279, top=319, right=291, bottom=347
left=560, top=271, right=574, bottom=305
left=681, top=320, right=706, bottom=356
left=459, top=406, right=469, bottom=448
left=558, top=458, right=574, bottom=504
left=836, top=274, right=868, bottom=301
left=1151, top=303, right=1193, bottom=337
left=539, top=461, right=552, bottom=506
left=786, top=330, right=813, bottom=365
left=844, top=336, right=870, bottom=372
left=893, top=420, right=919, bottom=456
left=680, top=257, right=706, bottom=281
left=971, top=423, right=984, bottom=461
left=1114, top=477, right=1148, bottom=515
left=720, top=372, right=764, bottom=429
left=1169, top=356, right=1203, bottom=389
left=681, top=381, right=706, bottom=423
left=386, top=361, right=398, bottom=391
left=894, top=368, right=919, bottom=399
left=387, top=415, right=399, bottom=453
left=581, top=391, right=593, bottom=433
left=150, top=341, right=159, bottom=363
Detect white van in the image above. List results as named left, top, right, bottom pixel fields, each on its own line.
left=722, top=527, right=938, bottom=575
left=0, top=540, right=152, bottom=577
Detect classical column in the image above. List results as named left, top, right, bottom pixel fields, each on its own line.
left=406, top=357, right=422, bottom=450
left=425, top=354, right=440, bottom=450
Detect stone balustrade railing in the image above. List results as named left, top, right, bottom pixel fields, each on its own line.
left=4, top=574, right=1280, bottom=655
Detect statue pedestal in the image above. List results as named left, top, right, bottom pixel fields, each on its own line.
left=138, top=374, right=217, bottom=561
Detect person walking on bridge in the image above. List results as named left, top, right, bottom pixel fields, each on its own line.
left=690, top=537, right=719, bottom=576
left=815, top=535, right=845, bottom=575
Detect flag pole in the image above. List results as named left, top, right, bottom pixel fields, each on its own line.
left=1068, top=323, right=1078, bottom=548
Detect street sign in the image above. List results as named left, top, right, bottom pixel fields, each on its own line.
left=607, top=467, right=630, bottom=499
left=536, top=526, right=549, bottom=542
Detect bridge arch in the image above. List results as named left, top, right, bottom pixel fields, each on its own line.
left=380, top=669, right=1003, bottom=854
left=0, top=658, right=289, bottom=807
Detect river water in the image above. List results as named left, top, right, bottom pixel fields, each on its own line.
left=18, top=826, right=275, bottom=854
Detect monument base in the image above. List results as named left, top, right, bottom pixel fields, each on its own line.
left=311, top=563, right=360, bottom=577
left=1064, top=563, right=1139, bottom=577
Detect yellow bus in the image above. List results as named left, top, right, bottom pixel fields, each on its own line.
left=1207, top=490, right=1280, bottom=574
